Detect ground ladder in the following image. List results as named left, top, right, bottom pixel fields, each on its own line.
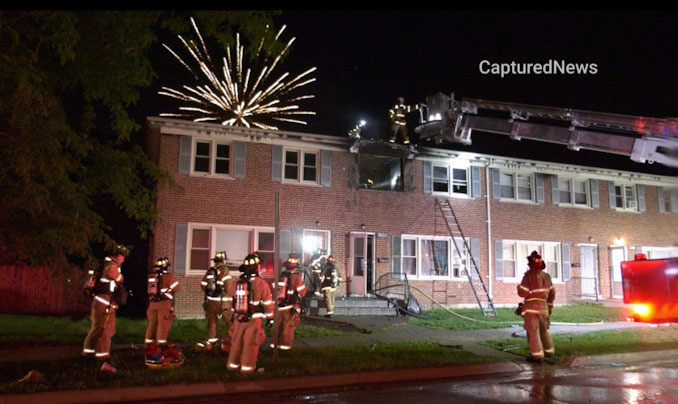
left=435, top=198, right=497, bottom=317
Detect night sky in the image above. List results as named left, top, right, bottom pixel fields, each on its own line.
left=143, top=10, right=677, bottom=174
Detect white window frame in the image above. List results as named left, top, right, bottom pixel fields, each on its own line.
left=639, top=246, right=678, bottom=259
left=186, top=223, right=275, bottom=276
left=499, top=171, right=535, bottom=203
left=400, top=234, right=470, bottom=281
left=558, top=178, right=591, bottom=208
left=432, top=163, right=471, bottom=198
left=501, top=240, right=562, bottom=283
left=612, top=182, right=639, bottom=212
left=283, top=147, right=320, bottom=185
left=191, top=138, right=234, bottom=178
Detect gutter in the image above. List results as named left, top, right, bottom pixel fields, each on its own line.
left=485, top=160, right=493, bottom=299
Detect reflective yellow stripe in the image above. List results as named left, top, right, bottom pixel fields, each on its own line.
left=526, top=298, right=547, bottom=302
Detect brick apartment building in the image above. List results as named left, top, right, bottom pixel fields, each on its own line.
left=146, top=117, right=678, bottom=318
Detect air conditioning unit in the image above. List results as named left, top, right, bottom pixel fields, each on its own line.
left=628, top=200, right=637, bottom=209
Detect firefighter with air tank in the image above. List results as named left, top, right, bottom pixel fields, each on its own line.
left=517, top=251, right=556, bottom=363
left=82, top=244, right=129, bottom=373
left=388, top=96, right=420, bottom=144
left=226, top=253, right=274, bottom=373
left=196, top=251, right=234, bottom=353
left=271, top=254, right=307, bottom=350
left=320, top=255, right=340, bottom=318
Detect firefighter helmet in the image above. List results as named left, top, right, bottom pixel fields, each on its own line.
left=109, top=244, right=130, bottom=257
left=155, top=257, right=171, bottom=268
left=283, top=255, right=300, bottom=269
left=527, top=251, right=546, bottom=270
left=212, top=251, right=228, bottom=263
left=327, top=255, right=335, bottom=264
left=527, top=251, right=542, bottom=261
left=239, top=253, right=260, bottom=275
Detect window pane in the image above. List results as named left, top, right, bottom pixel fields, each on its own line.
left=518, top=175, right=532, bottom=200
left=195, top=157, right=210, bottom=173
left=625, top=186, right=635, bottom=209
left=503, top=261, right=515, bottom=278
left=452, top=169, right=467, bottom=181
left=303, top=167, right=316, bottom=181
left=285, top=151, right=298, bottom=164
left=503, top=244, right=515, bottom=260
left=433, top=166, right=449, bottom=193
left=258, top=232, right=274, bottom=252
left=421, top=239, right=449, bottom=276
left=192, top=229, right=210, bottom=248
left=302, top=230, right=330, bottom=262
left=215, top=229, right=251, bottom=266
left=284, top=165, right=298, bottom=180
left=402, top=258, right=416, bottom=276
left=196, top=142, right=210, bottom=157
left=559, top=179, right=571, bottom=203
left=433, top=166, right=448, bottom=180
left=215, top=159, right=229, bottom=174
left=546, top=262, right=558, bottom=278
left=452, top=169, right=468, bottom=194
left=614, top=185, right=623, bottom=208
left=574, top=180, right=587, bottom=204
left=500, top=173, right=514, bottom=199
left=403, top=239, right=416, bottom=256
left=216, top=144, right=230, bottom=158
left=434, top=181, right=449, bottom=193
left=452, top=247, right=467, bottom=277
left=190, top=249, right=210, bottom=271
left=304, top=153, right=316, bottom=167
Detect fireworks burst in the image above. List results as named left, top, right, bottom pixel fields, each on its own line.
left=159, top=18, right=316, bottom=130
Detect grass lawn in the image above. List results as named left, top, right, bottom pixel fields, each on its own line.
left=0, top=341, right=496, bottom=395
left=410, top=303, right=627, bottom=331
left=481, top=324, right=678, bottom=365
left=0, top=314, right=351, bottom=348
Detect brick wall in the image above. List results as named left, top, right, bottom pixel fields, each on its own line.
left=147, top=125, right=678, bottom=317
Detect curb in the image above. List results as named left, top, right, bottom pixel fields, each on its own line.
left=0, top=362, right=522, bottom=404
left=564, top=348, right=678, bottom=367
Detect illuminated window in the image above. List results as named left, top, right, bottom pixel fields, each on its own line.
left=302, top=229, right=331, bottom=263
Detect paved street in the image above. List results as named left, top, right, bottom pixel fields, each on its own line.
left=134, top=357, right=678, bottom=404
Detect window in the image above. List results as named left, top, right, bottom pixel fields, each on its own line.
left=612, top=183, right=638, bottom=211
left=302, top=229, right=331, bottom=263
left=500, top=172, right=533, bottom=202
left=400, top=236, right=469, bottom=279
left=502, top=240, right=561, bottom=281
left=284, top=149, right=319, bottom=183
left=359, top=155, right=403, bottom=191
left=190, top=227, right=211, bottom=272
left=559, top=178, right=589, bottom=207
left=640, top=246, right=678, bottom=259
left=192, top=139, right=232, bottom=176
left=187, top=224, right=274, bottom=276
left=432, top=163, right=469, bottom=197
left=433, top=165, right=449, bottom=193
left=402, top=238, right=417, bottom=276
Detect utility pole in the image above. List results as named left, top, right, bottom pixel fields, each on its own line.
left=272, top=192, right=280, bottom=363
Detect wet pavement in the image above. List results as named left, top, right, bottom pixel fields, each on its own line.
left=141, top=357, right=678, bottom=403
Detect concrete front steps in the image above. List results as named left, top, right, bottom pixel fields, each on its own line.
left=306, top=295, right=398, bottom=316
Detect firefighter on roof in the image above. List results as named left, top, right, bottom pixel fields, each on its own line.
left=271, top=255, right=307, bottom=350
left=517, top=251, right=556, bottom=363
left=82, top=244, right=129, bottom=373
left=196, top=251, right=234, bottom=353
left=388, top=96, right=419, bottom=144
left=320, top=255, right=341, bottom=318
left=226, top=253, right=273, bottom=373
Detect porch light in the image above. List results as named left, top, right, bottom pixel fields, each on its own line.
left=614, top=237, right=625, bottom=246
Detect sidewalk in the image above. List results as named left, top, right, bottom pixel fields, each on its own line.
left=0, top=317, right=668, bottom=404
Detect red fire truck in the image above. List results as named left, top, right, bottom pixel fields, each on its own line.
left=621, top=254, right=678, bottom=323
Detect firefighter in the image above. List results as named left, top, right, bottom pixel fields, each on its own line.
left=388, top=96, right=420, bottom=144
left=308, top=249, right=326, bottom=296
left=82, top=244, right=129, bottom=373
left=196, top=251, right=234, bottom=353
left=226, top=253, right=274, bottom=373
left=320, top=255, right=340, bottom=318
left=144, top=257, right=181, bottom=365
left=270, top=255, right=307, bottom=350
left=517, top=251, right=556, bottom=363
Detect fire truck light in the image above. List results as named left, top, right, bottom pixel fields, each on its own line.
left=665, top=268, right=678, bottom=276
left=632, top=304, right=650, bottom=316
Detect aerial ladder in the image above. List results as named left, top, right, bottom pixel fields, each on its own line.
left=415, top=92, right=678, bottom=168
left=413, top=93, right=677, bottom=316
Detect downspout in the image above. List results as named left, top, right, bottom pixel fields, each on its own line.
left=484, top=160, right=493, bottom=299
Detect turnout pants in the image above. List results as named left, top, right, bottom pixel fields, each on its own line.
left=145, top=300, right=174, bottom=345
left=83, top=301, right=116, bottom=360
left=523, top=311, right=554, bottom=359
left=322, top=287, right=336, bottom=315
left=271, top=308, right=300, bottom=350
left=205, top=299, right=233, bottom=343
left=227, top=318, right=266, bottom=373
left=389, top=124, right=410, bottom=143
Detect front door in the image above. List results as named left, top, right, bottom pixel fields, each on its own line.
left=348, top=232, right=376, bottom=296
left=580, top=245, right=599, bottom=298
left=610, top=246, right=626, bottom=298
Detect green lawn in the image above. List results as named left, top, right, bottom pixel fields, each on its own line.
left=410, top=303, right=627, bottom=331
left=0, top=342, right=496, bottom=395
left=481, top=325, right=678, bottom=364
left=0, top=314, right=350, bottom=348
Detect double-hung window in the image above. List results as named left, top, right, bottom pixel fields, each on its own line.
left=502, top=240, right=561, bottom=281
left=611, top=183, right=638, bottom=211
left=559, top=178, right=589, bottom=207
left=192, top=139, right=232, bottom=176
left=432, top=163, right=469, bottom=197
left=400, top=235, right=469, bottom=280
left=500, top=172, right=533, bottom=202
left=284, top=148, right=319, bottom=184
